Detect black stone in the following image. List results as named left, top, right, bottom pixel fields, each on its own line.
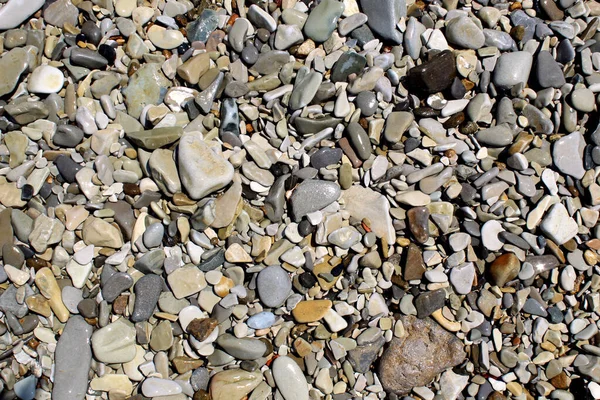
left=407, top=50, right=456, bottom=94
left=55, top=155, right=83, bottom=183
left=310, top=147, right=343, bottom=169
left=20, top=184, right=33, bottom=201
left=81, top=20, right=102, bottom=46
left=98, top=44, right=116, bottom=65
left=70, top=48, right=108, bottom=69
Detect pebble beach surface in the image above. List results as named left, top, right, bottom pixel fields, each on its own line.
left=0, top=0, right=599, bottom=399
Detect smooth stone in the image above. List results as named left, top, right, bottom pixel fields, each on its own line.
left=379, top=316, right=466, bottom=395
left=143, top=223, right=164, bottom=248
left=355, top=91, right=377, bottom=116
left=246, top=311, right=277, bottom=329
left=177, top=134, right=234, bottom=200
left=289, top=67, right=323, bottom=110
left=248, top=4, right=277, bottom=32
left=54, top=125, right=84, bottom=147
left=571, top=88, right=596, bottom=112
left=149, top=149, right=181, bottom=196
left=289, top=180, right=341, bottom=221
left=209, top=369, right=262, bottom=400
left=102, top=272, right=133, bottom=303
left=228, top=18, right=250, bottom=53
left=216, top=334, right=267, bottom=360
left=126, top=126, right=183, bottom=150
left=331, top=52, right=367, bottom=83
left=0, top=48, right=29, bottom=97
left=28, top=65, right=64, bottom=94
left=540, top=203, right=578, bottom=245
left=476, top=124, right=513, bottom=147
left=0, top=0, right=44, bottom=30
left=91, top=318, right=136, bottom=363
left=304, top=0, right=345, bottom=42
left=4, top=101, right=49, bottom=124
left=346, top=122, right=372, bottom=160
left=407, top=50, right=456, bottom=94
left=446, top=16, right=485, bottom=49
left=275, top=24, right=304, bottom=50
left=292, top=300, right=332, bottom=322
left=553, top=131, right=585, bottom=179
left=257, top=265, right=292, bottom=307
left=70, top=48, right=108, bottom=69
left=493, top=51, right=533, bottom=89
left=535, top=51, right=566, bottom=88
left=489, top=253, right=520, bottom=287
left=253, top=50, right=292, bottom=75
left=122, top=63, right=171, bottom=119
left=141, top=378, right=182, bottom=397
left=360, top=0, right=405, bottom=44
left=14, top=375, right=36, bottom=400
left=407, top=206, right=430, bottom=244
left=132, top=274, right=162, bottom=322
left=52, top=316, right=93, bottom=400
left=272, top=356, right=309, bottom=400
left=450, top=262, right=475, bottom=295
left=147, top=26, right=185, bottom=49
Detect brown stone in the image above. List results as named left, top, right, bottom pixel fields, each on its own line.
left=403, top=243, right=426, bottom=281
left=550, top=372, right=570, bottom=389
left=292, top=300, right=332, bottom=323
left=489, top=253, right=520, bottom=287
left=113, top=295, right=128, bottom=315
left=540, top=0, right=564, bottom=20
left=407, top=206, right=430, bottom=244
left=173, top=357, right=204, bottom=374
left=379, top=316, right=466, bottom=395
left=187, top=318, right=218, bottom=342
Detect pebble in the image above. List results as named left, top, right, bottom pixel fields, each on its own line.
left=257, top=266, right=292, bottom=308
left=0, top=1, right=598, bottom=399
left=272, top=356, right=309, bottom=400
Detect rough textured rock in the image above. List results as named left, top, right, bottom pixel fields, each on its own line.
left=379, top=316, right=466, bottom=395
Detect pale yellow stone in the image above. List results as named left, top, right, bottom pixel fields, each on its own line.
left=209, top=370, right=262, bottom=400
left=35, top=268, right=70, bottom=322
left=225, top=243, right=252, bottom=263
left=65, top=205, right=90, bottom=230
left=90, top=374, right=133, bottom=394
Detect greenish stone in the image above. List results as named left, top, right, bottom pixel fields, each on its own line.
left=126, top=127, right=184, bottom=150
left=331, top=52, right=367, bottom=83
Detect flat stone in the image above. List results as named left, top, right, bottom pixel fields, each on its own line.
left=0, top=48, right=29, bottom=97
left=407, top=50, right=456, bottom=94
left=360, top=0, right=405, bottom=44
left=551, top=131, right=586, bottom=179
left=446, top=16, right=485, bottom=49
left=91, top=318, right=136, bottom=364
left=535, top=51, right=566, bottom=88
left=257, top=265, right=291, bottom=308
left=540, top=203, right=578, bottom=245
left=289, top=180, right=341, bottom=221
left=52, top=316, right=93, bottom=400
left=0, top=0, right=44, bottom=30
left=177, top=134, right=235, bottom=200
left=493, top=51, right=533, bottom=89
left=304, top=0, right=345, bottom=42
left=123, top=63, right=171, bottom=119
left=380, top=316, right=465, bottom=395
left=272, top=356, right=309, bottom=400
left=209, top=369, right=262, bottom=400
left=216, top=334, right=267, bottom=360
left=132, top=274, right=162, bottom=322
left=292, top=300, right=332, bottom=322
